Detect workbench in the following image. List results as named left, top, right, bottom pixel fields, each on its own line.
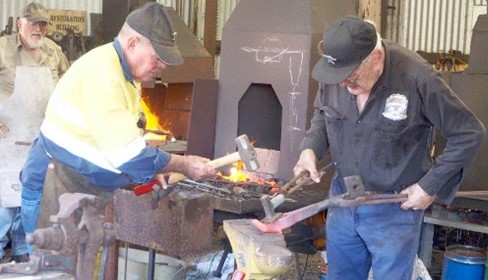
left=419, top=204, right=488, bottom=268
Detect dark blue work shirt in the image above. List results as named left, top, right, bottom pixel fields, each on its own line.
left=300, top=40, right=485, bottom=204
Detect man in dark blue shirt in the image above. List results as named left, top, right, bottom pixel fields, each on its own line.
left=294, top=16, right=485, bottom=279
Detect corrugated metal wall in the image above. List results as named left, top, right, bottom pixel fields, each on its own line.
left=216, top=0, right=239, bottom=40
left=386, top=0, right=487, bottom=55
left=2, top=0, right=485, bottom=54
left=159, top=0, right=206, bottom=41
left=159, top=0, right=240, bottom=41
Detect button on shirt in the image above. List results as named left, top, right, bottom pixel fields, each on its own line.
left=300, top=40, right=485, bottom=204
left=0, top=34, right=69, bottom=103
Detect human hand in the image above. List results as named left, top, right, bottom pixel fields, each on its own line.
left=153, top=173, right=169, bottom=190
left=400, top=183, right=436, bottom=210
left=182, top=155, right=217, bottom=180
left=0, top=122, right=9, bottom=138
left=293, top=149, right=322, bottom=183
left=163, top=154, right=217, bottom=181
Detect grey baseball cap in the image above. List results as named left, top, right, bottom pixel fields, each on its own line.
left=312, top=16, right=377, bottom=84
left=126, top=2, right=183, bottom=65
left=21, top=2, right=49, bottom=23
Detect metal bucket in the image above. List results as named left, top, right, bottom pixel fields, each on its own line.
left=442, top=245, right=486, bottom=280
left=117, top=248, right=187, bottom=280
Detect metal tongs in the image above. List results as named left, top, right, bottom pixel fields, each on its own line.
left=253, top=175, right=407, bottom=233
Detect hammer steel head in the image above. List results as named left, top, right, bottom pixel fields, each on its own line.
left=235, top=134, right=260, bottom=171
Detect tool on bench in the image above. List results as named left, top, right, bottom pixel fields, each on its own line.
left=253, top=175, right=408, bottom=233
left=133, top=134, right=260, bottom=196
left=260, top=161, right=335, bottom=223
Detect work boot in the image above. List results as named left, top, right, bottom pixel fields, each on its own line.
left=11, top=253, right=30, bottom=263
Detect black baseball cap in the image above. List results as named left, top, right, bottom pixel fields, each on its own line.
left=21, top=2, right=49, bottom=23
left=126, top=2, right=183, bottom=65
left=312, top=16, right=377, bottom=84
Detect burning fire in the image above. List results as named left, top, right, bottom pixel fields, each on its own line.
left=226, top=161, right=248, bottom=182
left=219, top=160, right=280, bottom=191
left=140, top=98, right=173, bottom=148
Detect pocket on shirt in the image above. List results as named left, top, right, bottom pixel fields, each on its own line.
left=373, top=120, right=408, bottom=140
left=371, top=121, right=408, bottom=167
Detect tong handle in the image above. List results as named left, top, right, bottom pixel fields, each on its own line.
left=282, top=161, right=335, bottom=195
left=344, top=193, right=408, bottom=206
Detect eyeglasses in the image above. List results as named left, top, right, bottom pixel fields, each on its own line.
left=343, top=56, right=370, bottom=83
left=23, top=19, right=48, bottom=29
left=340, top=54, right=372, bottom=85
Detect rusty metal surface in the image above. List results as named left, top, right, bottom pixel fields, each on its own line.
left=214, top=0, right=356, bottom=181
left=113, top=189, right=214, bottom=258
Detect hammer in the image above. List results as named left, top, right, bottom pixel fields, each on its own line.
left=133, top=134, right=260, bottom=195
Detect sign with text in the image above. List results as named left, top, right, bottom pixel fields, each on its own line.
left=47, top=9, right=87, bottom=36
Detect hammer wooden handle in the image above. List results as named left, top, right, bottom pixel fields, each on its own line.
left=166, top=152, right=240, bottom=184
left=134, top=152, right=241, bottom=195
left=207, top=152, right=240, bottom=168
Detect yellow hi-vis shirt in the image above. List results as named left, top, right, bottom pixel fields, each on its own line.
left=40, top=43, right=145, bottom=173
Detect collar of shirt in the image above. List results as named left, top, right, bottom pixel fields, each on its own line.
left=373, top=41, right=392, bottom=91
left=15, top=34, right=49, bottom=65
left=113, top=37, right=134, bottom=83
left=365, top=41, right=392, bottom=104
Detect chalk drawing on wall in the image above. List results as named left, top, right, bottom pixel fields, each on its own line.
left=242, top=36, right=305, bottom=150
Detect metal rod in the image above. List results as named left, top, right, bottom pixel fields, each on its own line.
left=181, top=179, right=233, bottom=194
left=123, top=242, right=128, bottom=280
left=147, top=248, right=156, bottom=280
left=98, top=245, right=108, bottom=280
left=205, top=178, right=276, bottom=188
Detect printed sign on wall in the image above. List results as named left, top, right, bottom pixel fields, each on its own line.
left=47, top=9, right=87, bottom=36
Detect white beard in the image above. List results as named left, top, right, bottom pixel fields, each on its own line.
left=25, top=34, right=44, bottom=49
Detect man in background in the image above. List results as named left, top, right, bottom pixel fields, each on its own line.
left=0, top=2, right=69, bottom=262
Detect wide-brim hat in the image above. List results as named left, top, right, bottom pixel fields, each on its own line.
left=312, top=16, right=377, bottom=84
left=127, top=2, right=183, bottom=65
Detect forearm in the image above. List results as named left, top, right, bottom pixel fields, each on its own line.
left=160, top=154, right=216, bottom=181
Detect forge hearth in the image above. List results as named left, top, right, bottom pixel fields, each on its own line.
left=172, top=176, right=326, bottom=215
left=214, top=0, right=356, bottom=180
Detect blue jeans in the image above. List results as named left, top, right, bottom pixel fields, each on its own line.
left=326, top=174, right=424, bottom=280
left=20, top=138, right=51, bottom=238
left=0, top=207, right=28, bottom=258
